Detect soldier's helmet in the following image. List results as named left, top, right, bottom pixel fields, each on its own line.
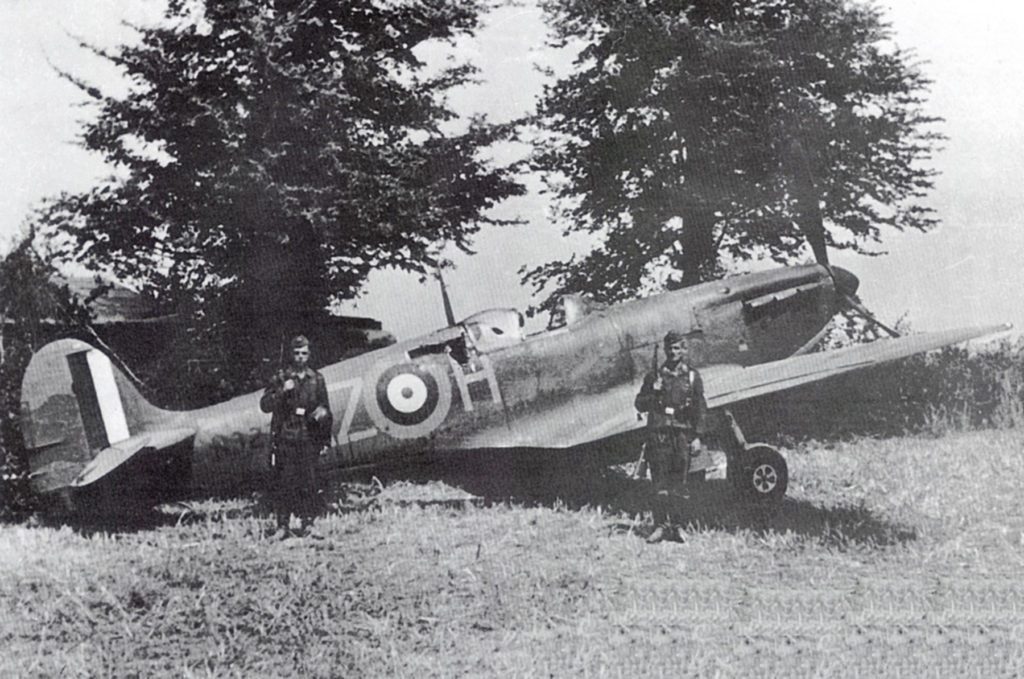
left=663, top=330, right=686, bottom=349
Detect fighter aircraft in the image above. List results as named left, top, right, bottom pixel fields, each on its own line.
left=20, top=242, right=1007, bottom=516
left=16, top=135, right=1011, bottom=514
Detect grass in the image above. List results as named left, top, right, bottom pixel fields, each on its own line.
left=2, top=429, right=1024, bottom=677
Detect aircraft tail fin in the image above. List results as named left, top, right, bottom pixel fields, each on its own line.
left=19, top=338, right=189, bottom=494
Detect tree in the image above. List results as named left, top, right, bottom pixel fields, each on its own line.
left=525, top=0, right=941, bottom=307
left=43, top=0, right=522, bottom=387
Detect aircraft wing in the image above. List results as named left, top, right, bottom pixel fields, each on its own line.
left=701, top=324, right=1010, bottom=410
left=72, top=428, right=196, bottom=487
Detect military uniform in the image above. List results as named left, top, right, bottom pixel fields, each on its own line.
left=634, top=349, right=706, bottom=538
left=260, top=364, right=332, bottom=533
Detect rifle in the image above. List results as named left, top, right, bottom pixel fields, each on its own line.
left=636, top=342, right=659, bottom=422
left=632, top=442, right=648, bottom=480
left=631, top=342, right=660, bottom=478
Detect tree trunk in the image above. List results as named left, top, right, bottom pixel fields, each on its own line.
left=677, top=205, right=718, bottom=287
left=241, top=218, right=331, bottom=359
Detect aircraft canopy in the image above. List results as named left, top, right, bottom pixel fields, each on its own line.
left=547, top=293, right=606, bottom=330
left=462, top=308, right=525, bottom=352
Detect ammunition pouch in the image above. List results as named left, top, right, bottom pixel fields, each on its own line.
left=278, top=415, right=309, bottom=442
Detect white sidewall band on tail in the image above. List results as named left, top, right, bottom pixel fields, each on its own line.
left=84, top=349, right=131, bottom=445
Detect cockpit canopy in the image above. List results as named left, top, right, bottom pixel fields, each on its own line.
left=462, top=308, right=525, bottom=352
left=547, top=293, right=605, bottom=330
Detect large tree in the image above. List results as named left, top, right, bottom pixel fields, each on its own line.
left=526, top=0, right=941, bottom=306
left=43, top=0, right=522, bottom=383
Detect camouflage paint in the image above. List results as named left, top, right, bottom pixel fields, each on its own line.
left=20, top=264, right=852, bottom=510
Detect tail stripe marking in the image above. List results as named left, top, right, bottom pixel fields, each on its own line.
left=66, top=351, right=109, bottom=452
left=82, top=350, right=131, bottom=446
left=86, top=350, right=131, bottom=445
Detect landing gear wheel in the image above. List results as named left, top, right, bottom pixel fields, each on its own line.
left=731, top=444, right=788, bottom=502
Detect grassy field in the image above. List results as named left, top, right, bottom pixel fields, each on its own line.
left=2, top=429, right=1024, bottom=677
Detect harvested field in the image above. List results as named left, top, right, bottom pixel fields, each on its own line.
left=2, top=429, right=1024, bottom=677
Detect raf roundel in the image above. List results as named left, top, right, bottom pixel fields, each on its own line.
left=365, top=361, right=452, bottom=438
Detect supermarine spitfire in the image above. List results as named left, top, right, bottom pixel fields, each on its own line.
left=20, top=228, right=1008, bottom=515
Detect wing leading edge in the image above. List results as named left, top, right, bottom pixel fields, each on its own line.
left=702, top=324, right=1011, bottom=410
left=463, top=324, right=1009, bottom=451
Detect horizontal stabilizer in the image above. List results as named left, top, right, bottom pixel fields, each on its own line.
left=72, top=428, right=195, bottom=487
left=703, top=323, right=1011, bottom=409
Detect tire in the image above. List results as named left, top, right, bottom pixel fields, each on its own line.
left=731, top=444, right=788, bottom=502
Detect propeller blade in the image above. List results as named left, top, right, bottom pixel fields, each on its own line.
left=437, top=268, right=456, bottom=327
left=844, top=294, right=900, bottom=338
left=784, top=141, right=899, bottom=339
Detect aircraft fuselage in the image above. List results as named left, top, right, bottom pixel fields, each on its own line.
left=170, top=263, right=850, bottom=496
left=21, top=263, right=854, bottom=506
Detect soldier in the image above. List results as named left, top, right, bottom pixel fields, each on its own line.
left=634, top=330, right=706, bottom=543
left=260, top=335, right=332, bottom=538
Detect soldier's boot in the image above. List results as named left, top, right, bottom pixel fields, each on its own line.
left=272, top=513, right=293, bottom=540
left=295, top=516, right=324, bottom=540
left=647, top=525, right=668, bottom=544
left=679, top=454, right=692, bottom=499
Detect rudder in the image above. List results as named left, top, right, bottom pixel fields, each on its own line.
left=20, top=339, right=169, bottom=494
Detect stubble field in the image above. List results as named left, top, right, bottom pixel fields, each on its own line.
left=2, top=429, right=1024, bottom=677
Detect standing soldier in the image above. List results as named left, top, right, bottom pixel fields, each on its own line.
left=260, top=335, right=332, bottom=538
left=634, top=330, right=706, bottom=543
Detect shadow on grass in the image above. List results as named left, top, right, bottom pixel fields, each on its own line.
left=363, top=447, right=917, bottom=549
left=35, top=496, right=263, bottom=536
left=35, top=445, right=915, bottom=549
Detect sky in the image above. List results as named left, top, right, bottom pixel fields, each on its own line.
left=1, top=0, right=1023, bottom=340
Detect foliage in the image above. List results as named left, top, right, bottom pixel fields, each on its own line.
left=526, top=0, right=942, bottom=308
left=0, top=236, right=92, bottom=519
left=41, top=0, right=523, bottom=388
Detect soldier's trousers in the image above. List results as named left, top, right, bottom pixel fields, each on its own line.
left=269, top=439, right=320, bottom=527
left=646, top=427, right=696, bottom=526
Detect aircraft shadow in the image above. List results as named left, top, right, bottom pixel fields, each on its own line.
left=365, top=448, right=917, bottom=549
left=36, top=499, right=259, bottom=536
left=38, top=447, right=915, bottom=549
